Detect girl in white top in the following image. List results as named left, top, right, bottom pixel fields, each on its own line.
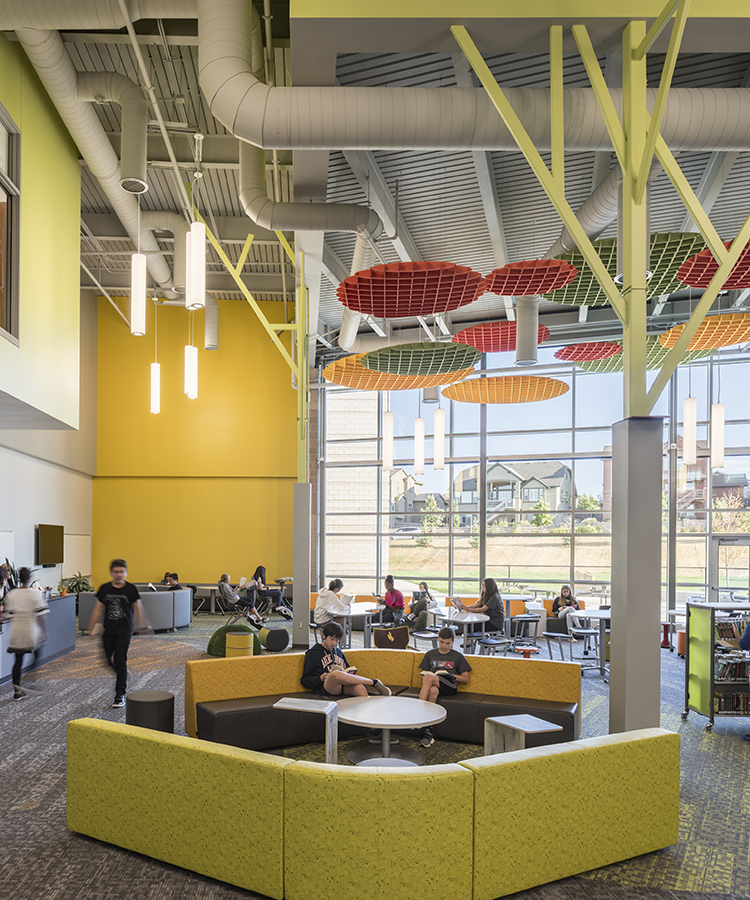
left=4, top=566, right=48, bottom=701
left=314, top=578, right=353, bottom=625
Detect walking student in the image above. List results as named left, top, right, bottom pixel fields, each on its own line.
left=4, top=566, right=49, bottom=701
left=89, top=558, right=149, bottom=708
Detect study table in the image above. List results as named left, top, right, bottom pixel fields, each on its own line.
left=428, top=606, right=489, bottom=653
left=573, top=608, right=610, bottom=677
left=345, top=601, right=385, bottom=648
left=500, top=594, right=534, bottom=638
left=337, top=695, right=446, bottom=766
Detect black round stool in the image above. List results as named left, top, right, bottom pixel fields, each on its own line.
left=125, top=690, right=175, bottom=733
left=257, top=626, right=290, bottom=653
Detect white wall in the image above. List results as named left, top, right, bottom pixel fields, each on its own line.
left=0, top=445, right=93, bottom=589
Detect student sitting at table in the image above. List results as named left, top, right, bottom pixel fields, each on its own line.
left=382, top=574, right=405, bottom=623
left=301, top=621, right=392, bottom=697
left=314, top=578, right=353, bottom=626
left=405, top=581, right=436, bottom=631
left=165, top=572, right=182, bottom=590
left=253, top=565, right=291, bottom=619
left=552, top=584, right=579, bottom=632
left=460, top=577, right=505, bottom=634
left=218, top=573, right=265, bottom=627
left=417, top=626, right=472, bottom=747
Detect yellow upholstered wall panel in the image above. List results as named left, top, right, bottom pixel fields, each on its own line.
left=460, top=728, right=680, bottom=900
left=284, top=760, right=474, bottom=900
left=185, top=653, right=307, bottom=736
left=439, top=655, right=581, bottom=705
left=67, top=718, right=293, bottom=899
left=345, top=649, right=417, bottom=687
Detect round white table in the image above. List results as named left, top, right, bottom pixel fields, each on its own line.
left=428, top=606, right=490, bottom=653
left=337, top=696, right=446, bottom=766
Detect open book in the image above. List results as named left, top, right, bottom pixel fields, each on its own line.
left=239, top=576, right=247, bottom=587
left=329, top=663, right=358, bottom=674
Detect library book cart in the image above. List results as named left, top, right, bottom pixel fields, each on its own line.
left=682, top=602, right=750, bottom=732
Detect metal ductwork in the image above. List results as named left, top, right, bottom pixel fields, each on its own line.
left=198, top=0, right=750, bottom=153
left=239, top=142, right=382, bottom=237
left=140, top=211, right=189, bottom=293
left=0, top=1, right=197, bottom=29
left=15, top=28, right=174, bottom=294
left=515, top=297, right=540, bottom=367
left=237, top=4, right=383, bottom=239
left=77, top=72, right=148, bottom=193
left=337, top=233, right=377, bottom=353
left=204, top=295, right=219, bottom=350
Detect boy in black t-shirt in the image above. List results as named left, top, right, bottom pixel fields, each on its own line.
left=301, top=621, right=391, bottom=697
left=88, top=558, right=149, bottom=708
left=418, top=627, right=472, bottom=747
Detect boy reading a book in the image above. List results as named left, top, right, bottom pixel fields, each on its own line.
left=417, top=627, right=472, bottom=747
left=301, top=621, right=392, bottom=698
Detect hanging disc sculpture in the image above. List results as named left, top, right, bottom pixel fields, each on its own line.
left=543, top=233, right=707, bottom=307
left=361, top=342, right=481, bottom=377
left=658, top=312, right=750, bottom=351
left=480, top=259, right=578, bottom=296
left=336, top=261, right=484, bottom=318
left=575, top=336, right=712, bottom=374
left=323, top=354, right=476, bottom=392
left=443, top=376, right=569, bottom=404
left=452, top=321, right=551, bottom=353
left=677, top=239, right=750, bottom=290
left=554, top=342, right=622, bottom=362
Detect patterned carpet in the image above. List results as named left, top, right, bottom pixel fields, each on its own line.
left=2, top=613, right=749, bottom=900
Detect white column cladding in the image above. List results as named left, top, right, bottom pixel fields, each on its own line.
left=293, top=482, right=313, bottom=647
left=609, top=416, right=664, bottom=733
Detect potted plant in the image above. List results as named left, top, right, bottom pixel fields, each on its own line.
left=58, top=572, right=93, bottom=596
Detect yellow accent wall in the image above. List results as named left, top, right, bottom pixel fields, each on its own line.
left=93, top=297, right=297, bottom=584
left=0, top=34, right=81, bottom=427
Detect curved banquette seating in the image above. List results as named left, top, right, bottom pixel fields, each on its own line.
left=185, top=649, right=582, bottom=751
left=67, top=716, right=680, bottom=900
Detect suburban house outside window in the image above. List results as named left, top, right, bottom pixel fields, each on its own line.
left=0, top=107, right=20, bottom=341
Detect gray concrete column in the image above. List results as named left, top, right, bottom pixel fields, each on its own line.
left=293, top=482, right=312, bottom=648
left=609, top=416, right=664, bottom=733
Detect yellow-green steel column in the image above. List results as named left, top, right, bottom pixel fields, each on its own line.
left=297, top=251, right=310, bottom=484
left=621, top=21, right=649, bottom=418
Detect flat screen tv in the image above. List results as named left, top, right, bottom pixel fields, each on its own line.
left=36, top=524, right=64, bottom=567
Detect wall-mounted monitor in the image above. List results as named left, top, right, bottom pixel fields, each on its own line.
left=36, top=524, right=64, bottom=567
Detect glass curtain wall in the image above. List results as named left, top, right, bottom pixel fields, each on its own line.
left=322, top=348, right=750, bottom=607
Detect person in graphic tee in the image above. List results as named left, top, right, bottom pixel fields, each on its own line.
left=88, top=558, right=150, bottom=709
left=301, top=621, right=392, bottom=698
left=417, top=627, right=472, bottom=747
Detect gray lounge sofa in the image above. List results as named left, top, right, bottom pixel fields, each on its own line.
left=78, top=589, right=192, bottom=633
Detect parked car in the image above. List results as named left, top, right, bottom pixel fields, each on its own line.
left=389, top=526, right=422, bottom=538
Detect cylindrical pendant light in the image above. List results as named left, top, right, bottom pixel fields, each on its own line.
left=711, top=402, right=725, bottom=468
left=382, top=410, right=394, bottom=471
left=150, top=362, right=160, bottom=414
left=414, top=416, right=425, bottom=475
left=683, top=396, right=697, bottom=466
left=184, top=344, right=198, bottom=399
left=186, top=221, right=206, bottom=310
left=434, top=407, right=445, bottom=470
left=130, top=252, right=147, bottom=335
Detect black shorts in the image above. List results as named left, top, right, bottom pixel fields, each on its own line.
left=437, top=679, right=458, bottom=696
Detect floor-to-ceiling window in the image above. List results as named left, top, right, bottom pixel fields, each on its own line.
left=321, top=346, right=750, bottom=607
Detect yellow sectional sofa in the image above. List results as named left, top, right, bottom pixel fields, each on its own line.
left=185, top=648, right=582, bottom=749
left=67, top=718, right=679, bottom=900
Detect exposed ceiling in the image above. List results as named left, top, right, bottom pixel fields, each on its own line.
left=7, top=4, right=750, bottom=364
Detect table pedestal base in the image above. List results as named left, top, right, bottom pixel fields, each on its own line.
left=347, top=727, right=426, bottom=767
left=357, top=757, right=418, bottom=767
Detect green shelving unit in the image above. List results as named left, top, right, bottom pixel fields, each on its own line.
left=683, top=602, right=750, bottom=732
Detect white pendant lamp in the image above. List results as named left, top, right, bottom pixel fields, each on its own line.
left=184, top=344, right=198, bottom=399
left=150, top=362, right=160, bottom=414
left=683, top=396, right=697, bottom=466
left=711, top=402, right=725, bottom=468
left=186, top=221, right=206, bottom=310
left=382, top=410, right=394, bottom=471
left=414, top=416, right=425, bottom=475
left=130, top=252, right=147, bottom=335
left=434, top=407, right=445, bottom=470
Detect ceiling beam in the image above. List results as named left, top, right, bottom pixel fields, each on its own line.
left=590, top=54, right=622, bottom=190
left=79, top=270, right=289, bottom=294
left=342, top=148, right=421, bottom=262
left=321, top=243, right=349, bottom=285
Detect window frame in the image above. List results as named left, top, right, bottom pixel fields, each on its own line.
left=0, top=103, right=21, bottom=344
